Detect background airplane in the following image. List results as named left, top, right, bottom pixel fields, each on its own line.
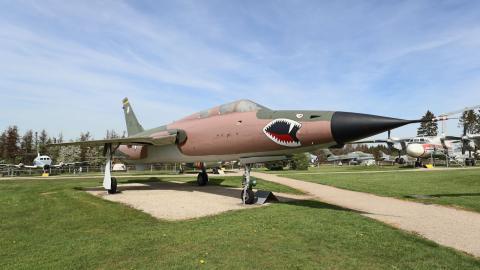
left=378, top=151, right=411, bottom=165
left=51, top=98, right=431, bottom=204
left=322, top=149, right=375, bottom=165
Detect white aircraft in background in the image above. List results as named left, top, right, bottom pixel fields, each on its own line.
left=2, top=153, right=65, bottom=170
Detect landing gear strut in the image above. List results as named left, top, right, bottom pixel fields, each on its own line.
left=103, top=143, right=120, bottom=194
left=197, top=166, right=209, bottom=186
left=414, top=158, right=423, bottom=168
left=241, top=164, right=256, bottom=204
left=108, top=177, right=117, bottom=194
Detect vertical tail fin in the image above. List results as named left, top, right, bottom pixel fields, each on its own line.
left=122, top=98, right=144, bottom=136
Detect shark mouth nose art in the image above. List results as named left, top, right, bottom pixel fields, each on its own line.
left=263, top=118, right=302, bottom=147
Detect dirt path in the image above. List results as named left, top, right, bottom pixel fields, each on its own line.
left=253, top=172, right=480, bottom=258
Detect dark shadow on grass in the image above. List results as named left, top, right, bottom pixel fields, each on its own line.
left=124, top=177, right=166, bottom=183
left=405, top=193, right=480, bottom=199
left=281, top=199, right=369, bottom=214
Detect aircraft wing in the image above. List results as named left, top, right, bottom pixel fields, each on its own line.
left=351, top=139, right=389, bottom=144
left=49, top=134, right=177, bottom=147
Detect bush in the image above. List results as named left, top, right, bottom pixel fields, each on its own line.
left=291, top=153, right=309, bottom=170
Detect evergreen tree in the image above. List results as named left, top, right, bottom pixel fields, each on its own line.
left=4, top=126, right=20, bottom=163
left=0, top=131, right=6, bottom=161
left=38, top=129, right=49, bottom=154
left=20, top=130, right=35, bottom=164
left=417, top=110, right=438, bottom=136
left=458, top=110, right=477, bottom=134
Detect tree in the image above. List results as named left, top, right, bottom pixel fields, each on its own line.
left=105, top=129, right=121, bottom=139
left=417, top=110, right=438, bottom=136
left=38, top=129, right=49, bottom=154
left=48, top=133, right=63, bottom=163
left=20, top=130, right=35, bottom=164
left=291, top=153, right=309, bottom=170
left=0, top=131, right=6, bottom=161
left=79, top=132, right=92, bottom=161
left=57, top=145, right=81, bottom=163
left=459, top=110, right=478, bottom=134
left=4, top=126, right=20, bottom=163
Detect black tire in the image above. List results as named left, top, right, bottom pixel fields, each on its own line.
left=398, top=158, right=405, bottom=165
left=108, top=177, right=117, bottom=194
left=241, top=189, right=255, bottom=204
left=212, top=168, right=219, bottom=174
left=465, top=159, right=471, bottom=166
left=471, top=159, right=476, bottom=166
left=197, top=172, right=208, bottom=186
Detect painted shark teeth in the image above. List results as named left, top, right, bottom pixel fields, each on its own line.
left=263, top=118, right=302, bottom=147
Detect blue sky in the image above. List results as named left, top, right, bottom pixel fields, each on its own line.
left=1, top=0, right=479, bottom=139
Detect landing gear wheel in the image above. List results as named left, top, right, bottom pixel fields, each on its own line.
left=107, top=177, right=117, bottom=194
left=471, top=159, right=476, bottom=166
left=197, top=172, right=208, bottom=186
left=241, top=189, right=255, bottom=204
left=399, top=158, right=405, bottom=165
left=212, top=168, right=219, bottom=174
left=465, top=159, right=471, bottom=166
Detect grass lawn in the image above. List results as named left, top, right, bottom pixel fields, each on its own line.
left=1, top=176, right=479, bottom=269
left=279, top=167, right=480, bottom=212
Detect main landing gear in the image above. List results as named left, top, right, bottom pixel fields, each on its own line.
left=197, top=166, right=209, bottom=186
left=465, top=158, right=476, bottom=166
left=241, top=164, right=256, bottom=204
left=103, top=143, right=120, bottom=194
left=414, top=158, right=423, bottom=168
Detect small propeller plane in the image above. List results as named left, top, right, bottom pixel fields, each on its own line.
left=51, top=98, right=428, bottom=204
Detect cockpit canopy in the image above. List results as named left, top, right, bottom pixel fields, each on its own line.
left=180, top=99, right=269, bottom=121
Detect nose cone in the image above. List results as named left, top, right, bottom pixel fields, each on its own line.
left=406, top=144, right=425, bottom=158
left=331, top=112, right=414, bottom=144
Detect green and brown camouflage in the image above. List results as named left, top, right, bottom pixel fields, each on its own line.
left=55, top=98, right=421, bottom=165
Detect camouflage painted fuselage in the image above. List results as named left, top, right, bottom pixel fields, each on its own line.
left=117, top=99, right=414, bottom=164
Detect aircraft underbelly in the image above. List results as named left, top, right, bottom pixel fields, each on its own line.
left=127, top=143, right=335, bottom=163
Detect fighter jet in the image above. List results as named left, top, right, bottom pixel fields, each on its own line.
left=51, top=98, right=429, bottom=204
left=322, top=149, right=375, bottom=165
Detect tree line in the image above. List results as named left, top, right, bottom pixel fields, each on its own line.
left=0, top=127, right=123, bottom=165
left=416, top=109, right=480, bottom=136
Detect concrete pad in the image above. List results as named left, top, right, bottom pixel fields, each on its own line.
left=86, top=182, right=307, bottom=221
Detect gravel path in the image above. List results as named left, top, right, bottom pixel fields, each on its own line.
left=253, top=172, right=480, bottom=257
left=86, top=182, right=310, bottom=221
